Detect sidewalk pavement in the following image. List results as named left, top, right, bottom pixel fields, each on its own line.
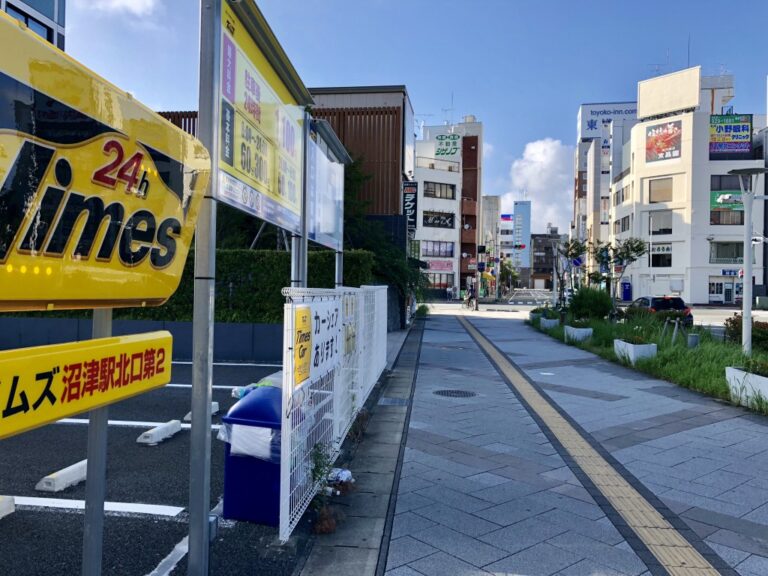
left=470, top=315, right=768, bottom=575
left=307, top=310, right=768, bottom=575
left=382, top=311, right=768, bottom=575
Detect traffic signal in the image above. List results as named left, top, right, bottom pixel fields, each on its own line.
left=512, top=243, right=526, bottom=250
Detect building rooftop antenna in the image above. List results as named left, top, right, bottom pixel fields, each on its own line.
left=441, top=92, right=454, bottom=126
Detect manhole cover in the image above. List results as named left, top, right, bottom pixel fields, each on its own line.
left=434, top=389, right=477, bottom=398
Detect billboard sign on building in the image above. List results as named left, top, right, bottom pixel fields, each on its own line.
left=646, top=121, right=682, bottom=162
left=710, top=190, right=743, bottom=211
left=577, top=102, right=637, bottom=140
left=435, top=133, right=461, bottom=158
left=427, top=260, right=453, bottom=271
left=218, top=2, right=305, bottom=233
left=709, top=114, right=752, bottom=160
left=423, top=212, right=455, bottom=229
left=0, top=12, right=209, bottom=312
left=637, top=67, right=700, bottom=120
left=403, top=181, right=418, bottom=239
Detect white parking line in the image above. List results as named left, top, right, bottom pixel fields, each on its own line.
left=146, top=536, right=188, bottom=576
left=14, top=496, right=184, bottom=517
left=166, top=383, right=236, bottom=390
left=172, top=361, right=281, bottom=368
left=57, top=418, right=221, bottom=431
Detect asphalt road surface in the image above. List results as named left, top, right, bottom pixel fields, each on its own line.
left=0, top=361, right=302, bottom=576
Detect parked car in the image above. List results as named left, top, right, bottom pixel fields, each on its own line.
left=627, top=296, right=693, bottom=326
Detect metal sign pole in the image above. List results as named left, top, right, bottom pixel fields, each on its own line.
left=300, top=110, right=310, bottom=288
left=190, top=0, right=221, bottom=574
left=81, top=308, right=112, bottom=576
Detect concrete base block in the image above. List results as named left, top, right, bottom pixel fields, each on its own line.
left=0, top=496, right=15, bottom=519
left=137, top=419, right=182, bottom=445
left=35, top=459, right=87, bottom=492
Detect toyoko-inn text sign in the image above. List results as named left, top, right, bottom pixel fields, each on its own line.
left=0, top=331, right=172, bottom=440
left=218, top=2, right=305, bottom=233
left=0, top=12, right=210, bottom=312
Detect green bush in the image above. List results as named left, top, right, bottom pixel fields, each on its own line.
left=4, top=249, right=375, bottom=324
left=724, top=314, right=768, bottom=352
left=569, top=287, right=612, bottom=320
left=542, top=308, right=560, bottom=319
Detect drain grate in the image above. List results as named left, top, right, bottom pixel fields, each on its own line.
left=434, top=389, right=477, bottom=398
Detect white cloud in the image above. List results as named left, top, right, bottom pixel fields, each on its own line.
left=74, top=0, right=160, bottom=16
left=483, top=142, right=494, bottom=159
left=499, top=138, right=574, bottom=234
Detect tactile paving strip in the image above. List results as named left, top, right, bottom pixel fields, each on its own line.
left=458, top=317, right=721, bottom=576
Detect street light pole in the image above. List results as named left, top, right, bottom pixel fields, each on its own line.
left=727, top=168, right=768, bottom=356
left=741, top=177, right=754, bottom=355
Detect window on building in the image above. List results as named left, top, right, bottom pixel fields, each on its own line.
left=422, top=211, right=455, bottom=228
left=710, top=242, right=746, bottom=264
left=426, top=273, right=454, bottom=289
left=650, top=210, right=672, bottom=235
left=423, top=181, right=456, bottom=200
left=6, top=4, right=52, bottom=42
left=649, top=177, right=673, bottom=203
left=712, top=175, right=751, bottom=192
left=422, top=241, right=454, bottom=258
left=613, top=220, right=620, bottom=235
left=621, top=215, right=630, bottom=233
left=650, top=253, right=672, bottom=267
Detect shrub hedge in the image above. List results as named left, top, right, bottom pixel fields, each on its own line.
left=569, top=287, right=612, bottom=320
left=5, top=249, right=375, bottom=324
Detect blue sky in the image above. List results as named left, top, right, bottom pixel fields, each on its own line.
left=68, top=0, right=768, bottom=232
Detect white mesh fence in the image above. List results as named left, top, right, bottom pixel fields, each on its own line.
left=279, top=285, right=387, bottom=542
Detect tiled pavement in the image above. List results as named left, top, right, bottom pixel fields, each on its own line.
left=463, top=315, right=768, bottom=575
left=385, top=315, right=653, bottom=576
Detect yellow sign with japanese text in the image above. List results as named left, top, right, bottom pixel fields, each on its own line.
left=0, top=331, right=172, bottom=440
left=293, top=306, right=311, bottom=388
left=0, top=12, right=210, bottom=312
left=218, top=2, right=304, bottom=233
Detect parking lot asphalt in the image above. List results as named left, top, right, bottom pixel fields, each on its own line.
left=0, top=362, right=283, bottom=576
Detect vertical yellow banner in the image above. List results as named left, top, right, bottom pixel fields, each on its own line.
left=293, top=306, right=311, bottom=387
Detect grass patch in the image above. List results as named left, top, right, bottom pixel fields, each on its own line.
left=533, top=316, right=768, bottom=415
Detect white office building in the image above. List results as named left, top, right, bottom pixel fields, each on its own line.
left=609, top=67, right=767, bottom=305
left=412, top=138, right=462, bottom=298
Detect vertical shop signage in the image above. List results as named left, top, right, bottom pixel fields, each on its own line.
left=403, top=181, right=418, bottom=239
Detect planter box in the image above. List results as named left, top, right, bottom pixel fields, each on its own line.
left=613, top=339, right=656, bottom=365
left=529, top=312, right=542, bottom=323
left=565, top=326, right=592, bottom=343
left=540, top=318, right=559, bottom=330
left=725, top=367, right=768, bottom=408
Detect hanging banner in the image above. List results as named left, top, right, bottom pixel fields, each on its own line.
left=0, top=332, right=172, bottom=440
left=218, top=2, right=305, bottom=233
left=403, top=181, right=418, bottom=239
left=0, top=12, right=210, bottom=312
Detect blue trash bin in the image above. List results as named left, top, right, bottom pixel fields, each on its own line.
left=621, top=281, right=632, bottom=302
left=221, top=385, right=282, bottom=526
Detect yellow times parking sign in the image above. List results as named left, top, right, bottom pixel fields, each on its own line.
left=0, top=331, right=172, bottom=440
left=0, top=13, right=210, bottom=311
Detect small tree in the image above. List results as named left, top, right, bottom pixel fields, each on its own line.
left=551, top=239, right=587, bottom=307
left=588, top=238, right=647, bottom=305
left=499, top=259, right=518, bottom=295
